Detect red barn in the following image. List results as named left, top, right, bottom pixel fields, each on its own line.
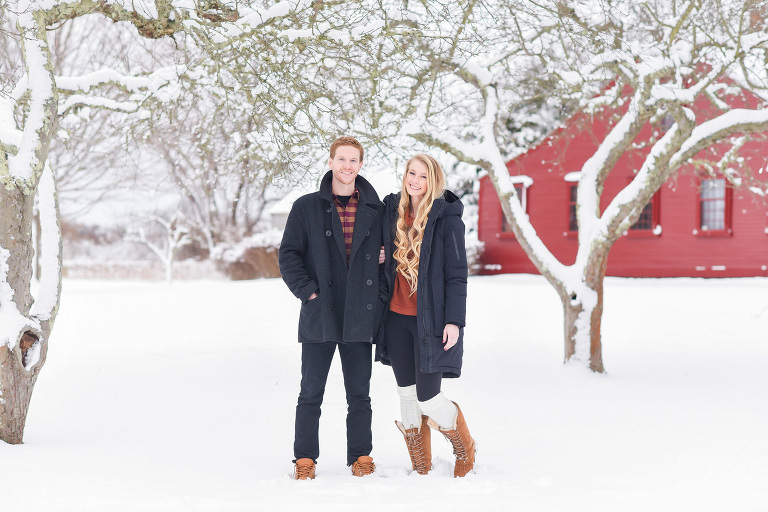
left=478, top=91, right=768, bottom=278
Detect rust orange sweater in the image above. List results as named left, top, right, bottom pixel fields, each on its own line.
left=389, top=213, right=418, bottom=316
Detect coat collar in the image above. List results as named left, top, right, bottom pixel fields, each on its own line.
left=319, top=170, right=380, bottom=206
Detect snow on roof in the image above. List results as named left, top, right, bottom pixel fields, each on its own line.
left=564, top=172, right=581, bottom=182
left=510, top=175, right=534, bottom=187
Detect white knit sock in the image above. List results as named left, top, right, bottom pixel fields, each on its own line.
left=418, top=392, right=458, bottom=430
left=397, top=385, right=422, bottom=430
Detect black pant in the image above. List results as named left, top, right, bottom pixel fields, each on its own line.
left=294, top=342, right=372, bottom=465
left=384, top=310, right=442, bottom=402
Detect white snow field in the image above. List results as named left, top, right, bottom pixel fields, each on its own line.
left=2, top=275, right=766, bottom=512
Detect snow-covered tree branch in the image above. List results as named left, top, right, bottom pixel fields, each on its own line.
left=0, top=0, right=338, bottom=444
left=375, top=0, right=768, bottom=372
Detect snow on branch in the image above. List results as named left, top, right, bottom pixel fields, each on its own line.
left=649, top=82, right=694, bottom=105
left=701, top=136, right=748, bottom=180
left=58, top=96, right=146, bottom=117
left=408, top=128, right=486, bottom=169
left=55, top=64, right=193, bottom=125
left=0, top=128, right=21, bottom=156
left=589, top=49, right=635, bottom=71
left=0, top=78, right=30, bottom=157
left=407, top=82, right=498, bottom=171
left=56, top=68, right=176, bottom=95
left=452, top=57, right=493, bottom=90
left=576, top=90, right=649, bottom=242
left=194, top=0, right=295, bottom=44
left=594, top=122, right=683, bottom=244
left=277, top=22, right=380, bottom=46
left=57, top=64, right=190, bottom=101
left=5, top=12, right=56, bottom=188
left=39, top=0, right=284, bottom=42
left=584, top=81, right=621, bottom=113
left=670, top=109, right=768, bottom=168
left=415, top=82, right=570, bottom=286
left=237, top=1, right=293, bottom=29
left=43, top=0, right=182, bottom=39
left=29, top=162, right=61, bottom=326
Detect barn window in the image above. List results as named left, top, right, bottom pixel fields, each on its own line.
left=501, top=183, right=526, bottom=233
left=698, top=178, right=732, bottom=235
left=568, top=185, right=578, bottom=232
left=631, top=201, right=654, bottom=230
left=627, top=182, right=661, bottom=235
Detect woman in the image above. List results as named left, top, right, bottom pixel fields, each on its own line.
left=376, top=154, right=475, bottom=477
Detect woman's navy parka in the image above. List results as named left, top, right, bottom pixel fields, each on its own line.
left=376, top=191, right=468, bottom=378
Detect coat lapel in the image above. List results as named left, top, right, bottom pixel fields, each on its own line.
left=349, top=203, right=375, bottom=263
left=330, top=203, right=347, bottom=263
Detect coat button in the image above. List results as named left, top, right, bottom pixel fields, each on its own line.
left=327, top=207, right=332, bottom=213
left=325, top=230, right=332, bottom=237
left=365, top=230, right=370, bottom=236
left=365, top=253, right=371, bottom=260
left=366, top=279, right=372, bottom=285
left=366, top=304, right=373, bottom=310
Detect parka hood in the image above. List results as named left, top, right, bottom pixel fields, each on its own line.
left=383, top=190, right=464, bottom=218
left=436, top=190, right=464, bottom=218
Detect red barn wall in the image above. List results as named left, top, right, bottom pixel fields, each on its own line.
left=478, top=109, right=768, bottom=278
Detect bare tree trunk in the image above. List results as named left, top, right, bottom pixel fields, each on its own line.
left=0, top=187, right=49, bottom=444
left=561, top=253, right=607, bottom=373
left=0, top=189, right=34, bottom=305
left=562, top=296, right=581, bottom=363
left=0, top=335, right=49, bottom=444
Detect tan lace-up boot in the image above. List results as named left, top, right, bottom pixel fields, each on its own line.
left=294, top=458, right=316, bottom=480
left=351, top=455, right=376, bottom=476
left=396, top=415, right=432, bottom=475
left=427, top=402, right=475, bottom=477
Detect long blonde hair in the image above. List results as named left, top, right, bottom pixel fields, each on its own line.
left=393, top=154, right=446, bottom=295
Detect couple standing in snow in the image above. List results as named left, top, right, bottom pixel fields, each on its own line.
left=278, top=136, right=475, bottom=480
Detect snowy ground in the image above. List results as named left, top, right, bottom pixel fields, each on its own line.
left=2, top=275, right=767, bottom=512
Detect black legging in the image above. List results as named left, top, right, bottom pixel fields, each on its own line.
left=384, top=310, right=442, bottom=402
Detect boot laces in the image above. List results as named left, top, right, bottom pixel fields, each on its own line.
left=404, top=431, right=429, bottom=471
left=444, top=429, right=470, bottom=462
left=353, top=459, right=375, bottom=475
left=294, top=461, right=314, bottom=479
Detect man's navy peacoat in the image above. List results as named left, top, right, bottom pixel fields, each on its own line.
left=279, top=171, right=385, bottom=344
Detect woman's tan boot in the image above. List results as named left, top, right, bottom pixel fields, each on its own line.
left=427, top=402, right=475, bottom=477
left=395, top=415, right=432, bottom=475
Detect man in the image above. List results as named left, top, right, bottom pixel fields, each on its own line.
left=279, top=136, right=385, bottom=479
